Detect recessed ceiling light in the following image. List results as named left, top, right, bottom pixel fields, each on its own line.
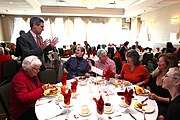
left=9, top=2, right=13, bottom=4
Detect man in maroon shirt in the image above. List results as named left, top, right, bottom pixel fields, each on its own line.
left=0, top=47, right=13, bottom=80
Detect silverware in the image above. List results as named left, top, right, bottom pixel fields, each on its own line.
left=74, top=115, right=79, bottom=119
left=45, top=110, right=66, bottom=120
left=36, top=100, right=52, bottom=106
left=129, top=113, right=136, bottom=120
left=142, top=109, right=146, bottom=120
left=108, top=114, right=121, bottom=119
left=55, top=102, right=62, bottom=109
left=141, top=98, right=148, bottom=104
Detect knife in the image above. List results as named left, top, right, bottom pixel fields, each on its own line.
left=45, top=110, right=66, bottom=120
left=129, top=113, right=137, bottom=120
left=141, top=98, right=148, bottom=104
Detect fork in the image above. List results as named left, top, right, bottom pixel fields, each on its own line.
left=55, top=102, right=62, bottom=109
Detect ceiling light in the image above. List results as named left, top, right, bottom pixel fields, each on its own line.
left=80, top=0, right=107, bottom=9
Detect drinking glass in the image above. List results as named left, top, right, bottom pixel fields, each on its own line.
left=71, top=85, right=77, bottom=99
left=60, top=85, right=66, bottom=94
left=122, top=97, right=132, bottom=113
left=63, top=91, right=71, bottom=119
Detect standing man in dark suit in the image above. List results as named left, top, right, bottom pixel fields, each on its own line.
left=16, top=30, right=25, bottom=57
left=17, top=17, right=59, bottom=70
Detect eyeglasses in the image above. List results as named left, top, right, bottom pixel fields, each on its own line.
left=164, top=74, right=177, bottom=79
left=32, top=67, right=40, bottom=72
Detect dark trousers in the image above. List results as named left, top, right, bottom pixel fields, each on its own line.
left=17, top=108, right=38, bottom=120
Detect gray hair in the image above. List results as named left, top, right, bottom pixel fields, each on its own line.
left=97, top=49, right=107, bottom=57
left=30, top=17, right=44, bottom=28
left=22, top=55, right=42, bottom=70
left=0, top=47, right=4, bottom=54
left=170, top=67, right=180, bottom=80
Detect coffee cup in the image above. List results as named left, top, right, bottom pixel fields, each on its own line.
left=119, top=97, right=129, bottom=108
left=81, top=105, right=89, bottom=114
left=80, top=80, right=86, bottom=86
left=55, top=94, right=63, bottom=102
left=104, top=102, right=112, bottom=112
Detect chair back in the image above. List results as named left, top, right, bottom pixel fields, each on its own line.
left=107, top=47, right=115, bottom=59
left=112, top=56, right=122, bottom=74
left=141, top=53, right=153, bottom=66
left=38, top=69, right=57, bottom=84
left=0, top=83, right=11, bottom=119
left=1, top=60, right=18, bottom=85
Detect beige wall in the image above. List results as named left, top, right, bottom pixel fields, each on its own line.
left=0, top=16, right=3, bottom=42
left=0, top=15, right=14, bottom=43
left=140, top=3, right=180, bottom=49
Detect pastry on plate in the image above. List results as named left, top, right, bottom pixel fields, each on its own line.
left=44, top=87, right=59, bottom=96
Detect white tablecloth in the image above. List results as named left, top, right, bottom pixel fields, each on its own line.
left=35, top=78, right=158, bottom=120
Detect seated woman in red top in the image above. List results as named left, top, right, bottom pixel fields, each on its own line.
left=115, top=49, right=150, bottom=86
left=9, top=55, right=54, bottom=120
left=0, top=47, right=13, bottom=79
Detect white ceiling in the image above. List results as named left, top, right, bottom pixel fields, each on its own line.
left=0, top=0, right=180, bottom=17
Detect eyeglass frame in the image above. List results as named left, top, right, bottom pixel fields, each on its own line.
left=32, top=67, right=40, bottom=72
left=164, top=74, right=177, bottom=80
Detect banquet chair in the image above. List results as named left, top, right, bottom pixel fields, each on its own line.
left=107, top=47, right=115, bottom=59
left=58, top=48, right=65, bottom=56
left=112, top=56, right=122, bottom=74
left=141, top=53, right=153, bottom=66
left=0, top=83, right=12, bottom=120
left=38, top=68, right=57, bottom=84
left=0, top=60, right=18, bottom=86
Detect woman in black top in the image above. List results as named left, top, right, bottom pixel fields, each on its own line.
left=145, top=53, right=178, bottom=119
left=162, top=67, right=180, bottom=120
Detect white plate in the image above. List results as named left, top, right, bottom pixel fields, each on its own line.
left=134, top=103, right=155, bottom=113
left=135, top=89, right=150, bottom=96
left=122, top=81, right=132, bottom=86
left=75, top=76, right=86, bottom=81
left=43, top=88, right=59, bottom=97
left=79, top=111, right=91, bottom=117
left=55, top=94, right=64, bottom=102
left=104, top=108, right=114, bottom=114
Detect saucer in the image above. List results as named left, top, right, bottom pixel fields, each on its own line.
left=118, top=102, right=130, bottom=108
left=79, top=111, right=91, bottom=117
left=134, top=102, right=155, bottom=113
left=104, top=108, right=114, bottom=114
left=62, top=103, right=73, bottom=108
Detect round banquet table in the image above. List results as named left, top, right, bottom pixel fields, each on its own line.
left=35, top=77, right=158, bottom=120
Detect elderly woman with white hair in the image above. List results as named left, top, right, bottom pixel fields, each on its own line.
left=9, top=55, right=54, bottom=120
left=161, top=67, right=180, bottom=120
left=92, top=49, right=116, bottom=74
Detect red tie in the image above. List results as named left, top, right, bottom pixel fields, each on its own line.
left=36, top=35, right=41, bottom=46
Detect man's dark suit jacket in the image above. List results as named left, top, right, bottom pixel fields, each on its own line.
left=17, top=31, right=52, bottom=62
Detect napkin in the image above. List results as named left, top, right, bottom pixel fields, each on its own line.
left=71, top=79, right=78, bottom=92
left=102, top=69, right=113, bottom=81
left=117, top=88, right=134, bottom=105
left=60, top=73, right=67, bottom=85
left=62, top=89, right=71, bottom=105
left=91, top=50, right=96, bottom=56
left=68, top=51, right=72, bottom=57
left=93, top=95, right=104, bottom=114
